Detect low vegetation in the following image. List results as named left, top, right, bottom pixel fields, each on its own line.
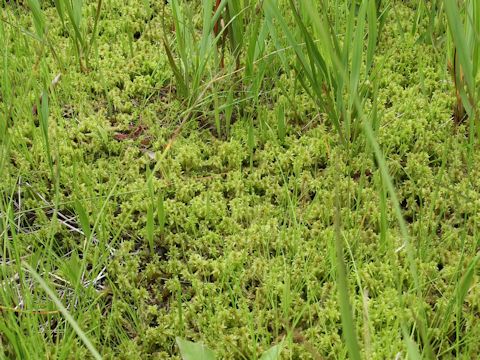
left=0, top=0, right=479, bottom=359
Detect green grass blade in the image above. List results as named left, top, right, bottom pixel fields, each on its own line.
left=146, top=166, right=154, bottom=253
left=23, top=263, right=102, bottom=360
left=362, top=120, right=433, bottom=356
left=456, top=253, right=479, bottom=310
left=64, top=0, right=86, bottom=49
left=472, top=0, right=480, bottom=77
left=86, top=0, right=103, bottom=60
left=53, top=0, right=65, bottom=25
left=74, top=199, right=92, bottom=241
left=334, top=181, right=361, bottom=360
left=38, top=90, right=53, bottom=175
left=444, top=0, right=474, bottom=94
left=163, top=40, right=188, bottom=98
left=349, top=0, right=368, bottom=122
left=366, top=0, right=378, bottom=72
left=199, top=0, right=214, bottom=59
left=403, top=327, right=422, bottom=360
left=225, top=89, right=234, bottom=137
left=157, top=191, right=166, bottom=236
left=259, top=343, right=282, bottom=360
left=26, top=0, right=45, bottom=38
left=248, top=119, right=255, bottom=168
left=225, top=0, right=244, bottom=64
left=277, top=104, right=285, bottom=145
left=176, top=338, right=216, bottom=360
left=263, top=0, right=311, bottom=79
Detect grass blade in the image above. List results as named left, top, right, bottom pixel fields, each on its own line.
left=163, top=40, right=189, bottom=98
left=366, top=0, right=378, bottom=71
left=444, top=0, right=474, bottom=94
left=23, top=263, right=102, bottom=360
left=259, top=343, right=283, bottom=360
left=277, top=104, right=285, bottom=145
left=176, top=338, right=216, bottom=360
left=26, top=0, right=45, bottom=38
left=146, top=166, right=155, bottom=253
left=334, top=179, right=361, bottom=360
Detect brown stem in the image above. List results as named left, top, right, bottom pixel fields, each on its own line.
left=213, top=0, right=222, bottom=37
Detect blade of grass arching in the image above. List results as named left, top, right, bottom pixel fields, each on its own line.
left=334, top=180, right=361, bottom=360
left=362, top=122, right=418, bottom=277
left=26, top=0, right=45, bottom=38
left=63, top=0, right=86, bottom=49
left=169, top=0, right=186, bottom=61
left=23, top=263, right=102, bottom=360
left=53, top=0, right=65, bottom=26
left=362, top=121, right=433, bottom=357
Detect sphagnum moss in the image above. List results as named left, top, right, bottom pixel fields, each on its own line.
left=1, top=1, right=480, bottom=359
